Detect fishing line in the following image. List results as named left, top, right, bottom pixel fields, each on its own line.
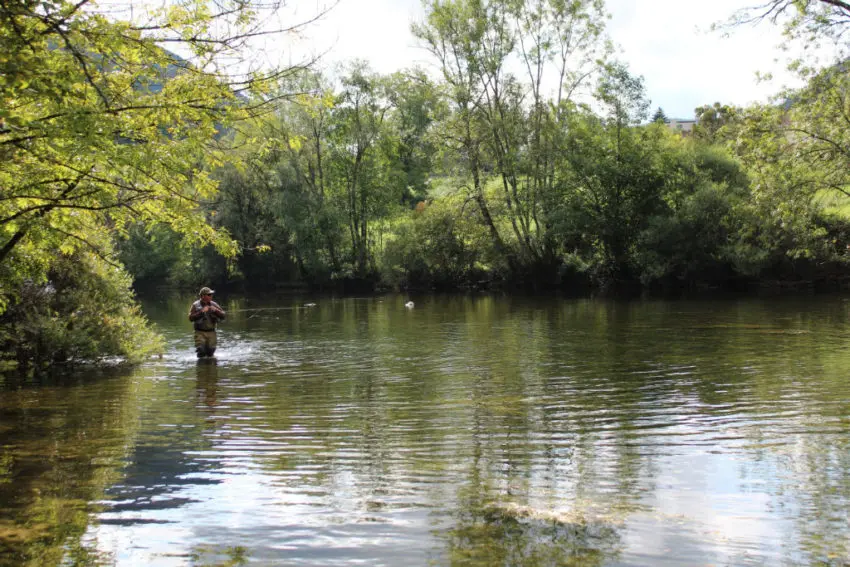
left=228, top=305, right=316, bottom=313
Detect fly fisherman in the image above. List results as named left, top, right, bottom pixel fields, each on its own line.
left=188, top=287, right=226, bottom=358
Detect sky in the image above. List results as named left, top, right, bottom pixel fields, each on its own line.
left=287, top=0, right=801, bottom=119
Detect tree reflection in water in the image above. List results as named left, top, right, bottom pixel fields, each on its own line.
left=0, top=370, right=129, bottom=567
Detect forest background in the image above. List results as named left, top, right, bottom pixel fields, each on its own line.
left=3, top=0, right=850, bottom=370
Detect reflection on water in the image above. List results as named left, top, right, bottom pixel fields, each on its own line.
left=2, top=294, right=850, bottom=566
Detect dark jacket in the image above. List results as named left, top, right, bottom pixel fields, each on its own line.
left=188, top=299, right=226, bottom=331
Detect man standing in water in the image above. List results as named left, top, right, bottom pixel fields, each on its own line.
left=188, top=287, right=226, bottom=358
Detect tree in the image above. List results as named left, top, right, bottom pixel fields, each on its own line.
left=413, top=0, right=514, bottom=271
left=552, top=64, right=663, bottom=288
left=269, top=70, right=345, bottom=277
left=729, top=67, right=850, bottom=261
left=504, top=0, right=610, bottom=270
left=651, top=107, right=668, bottom=123
left=722, top=0, right=850, bottom=273
left=0, top=0, right=323, bottom=301
left=693, top=102, right=737, bottom=142
left=635, top=145, right=750, bottom=288
left=218, top=73, right=348, bottom=286
left=0, top=0, right=324, bottom=365
left=729, top=0, right=850, bottom=49
left=595, top=62, right=651, bottom=128
left=383, top=69, right=445, bottom=205
left=414, top=0, right=610, bottom=277
left=325, top=63, right=396, bottom=278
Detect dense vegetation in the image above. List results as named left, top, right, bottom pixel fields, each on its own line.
left=3, top=0, right=850, bottom=369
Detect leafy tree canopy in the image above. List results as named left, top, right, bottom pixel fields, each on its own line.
left=729, top=0, right=850, bottom=50
left=693, top=102, right=737, bottom=142
left=0, top=0, right=318, bottom=313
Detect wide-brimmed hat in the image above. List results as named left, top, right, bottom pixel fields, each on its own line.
left=198, top=287, right=215, bottom=296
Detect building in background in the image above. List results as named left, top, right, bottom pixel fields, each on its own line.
left=665, top=118, right=697, bottom=135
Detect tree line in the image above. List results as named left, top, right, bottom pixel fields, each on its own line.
left=3, top=0, right=850, bottom=370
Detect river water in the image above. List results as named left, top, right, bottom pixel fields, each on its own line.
left=2, top=293, right=850, bottom=566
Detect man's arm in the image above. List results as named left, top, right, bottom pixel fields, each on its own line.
left=189, top=303, right=203, bottom=321
left=210, top=301, right=226, bottom=320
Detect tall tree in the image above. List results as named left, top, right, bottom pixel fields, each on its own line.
left=693, top=102, right=736, bottom=142
left=414, top=0, right=610, bottom=275
left=512, top=0, right=610, bottom=268
left=724, top=0, right=850, bottom=262
left=413, top=0, right=513, bottom=270
left=237, top=70, right=346, bottom=281
left=327, top=63, right=395, bottom=277
left=383, top=69, right=444, bottom=205
left=0, top=0, right=323, bottom=310
left=555, top=64, right=664, bottom=287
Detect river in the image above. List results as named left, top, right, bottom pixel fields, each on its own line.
left=1, top=293, right=849, bottom=566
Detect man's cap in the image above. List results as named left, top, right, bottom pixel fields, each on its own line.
left=198, top=287, right=215, bottom=296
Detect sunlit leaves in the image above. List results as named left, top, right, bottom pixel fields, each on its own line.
left=729, top=0, right=850, bottom=59
left=726, top=63, right=850, bottom=265
left=0, top=0, right=262, bottom=312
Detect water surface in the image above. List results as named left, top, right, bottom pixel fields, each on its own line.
left=2, top=294, right=850, bottom=566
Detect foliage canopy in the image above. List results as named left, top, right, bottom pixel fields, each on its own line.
left=0, top=0, right=319, bottom=366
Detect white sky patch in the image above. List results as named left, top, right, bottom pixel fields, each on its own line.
left=293, top=0, right=430, bottom=73
left=288, top=0, right=809, bottom=119
left=606, top=0, right=801, bottom=118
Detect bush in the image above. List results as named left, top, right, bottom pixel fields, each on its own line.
left=0, top=252, right=164, bottom=372
left=380, top=199, right=487, bottom=289
left=635, top=182, right=738, bottom=287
